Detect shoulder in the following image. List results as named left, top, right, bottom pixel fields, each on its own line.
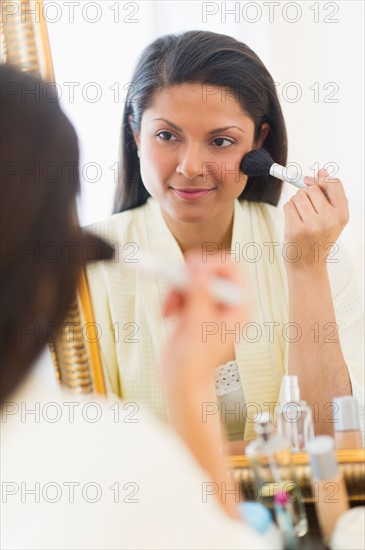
left=2, top=373, right=281, bottom=549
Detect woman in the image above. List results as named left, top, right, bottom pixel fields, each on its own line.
left=86, top=30, right=364, bottom=441
left=1, top=64, right=281, bottom=549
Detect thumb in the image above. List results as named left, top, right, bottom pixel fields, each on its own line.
left=317, top=167, right=328, bottom=179
left=163, top=290, right=184, bottom=318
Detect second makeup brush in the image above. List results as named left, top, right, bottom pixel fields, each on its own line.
left=121, top=252, right=247, bottom=307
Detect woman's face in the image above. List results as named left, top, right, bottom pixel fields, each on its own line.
left=133, top=83, right=268, bottom=226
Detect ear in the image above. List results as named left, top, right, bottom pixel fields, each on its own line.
left=254, top=122, right=270, bottom=148
left=128, top=114, right=141, bottom=149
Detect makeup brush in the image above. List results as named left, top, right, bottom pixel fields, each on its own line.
left=241, top=149, right=306, bottom=189
left=121, top=252, right=247, bottom=307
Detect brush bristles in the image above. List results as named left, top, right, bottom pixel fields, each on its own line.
left=241, top=149, right=274, bottom=176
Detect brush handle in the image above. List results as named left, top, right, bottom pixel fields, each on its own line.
left=270, top=163, right=306, bottom=188
left=122, top=254, right=246, bottom=307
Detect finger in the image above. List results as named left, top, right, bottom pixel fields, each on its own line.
left=317, top=168, right=328, bottom=179
left=304, top=168, right=328, bottom=185
left=289, top=191, right=315, bottom=223
left=185, top=249, right=245, bottom=287
left=184, top=252, right=248, bottom=321
left=163, top=290, right=185, bottom=317
left=284, top=198, right=305, bottom=229
left=304, top=169, right=347, bottom=209
left=301, top=185, right=332, bottom=215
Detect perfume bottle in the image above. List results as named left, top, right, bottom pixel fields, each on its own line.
left=276, top=376, right=314, bottom=452
left=246, top=413, right=308, bottom=538
left=307, top=435, right=349, bottom=545
left=333, top=396, right=363, bottom=450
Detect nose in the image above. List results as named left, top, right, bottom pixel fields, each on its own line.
left=176, top=144, right=204, bottom=180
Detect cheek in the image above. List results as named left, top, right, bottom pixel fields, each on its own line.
left=139, top=146, right=174, bottom=195
left=216, top=142, right=254, bottom=188
left=145, top=142, right=176, bottom=178
left=225, top=173, right=248, bottom=193
left=215, top=159, right=247, bottom=189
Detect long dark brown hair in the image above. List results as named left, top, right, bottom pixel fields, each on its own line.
left=0, top=65, right=113, bottom=401
left=114, top=30, right=287, bottom=213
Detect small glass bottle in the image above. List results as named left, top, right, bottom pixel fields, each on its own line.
left=333, top=396, right=363, bottom=449
left=307, top=435, right=349, bottom=545
left=277, top=376, right=314, bottom=452
left=246, top=413, right=308, bottom=538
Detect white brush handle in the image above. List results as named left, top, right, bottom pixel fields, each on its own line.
left=270, top=163, right=306, bottom=188
left=122, top=254, right=246, bottom=307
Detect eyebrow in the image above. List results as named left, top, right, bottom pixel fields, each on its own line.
left=151, top=118, right=246, bottom=135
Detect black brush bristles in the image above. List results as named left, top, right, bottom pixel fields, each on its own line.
left=240, top=149, right=275, bottom=176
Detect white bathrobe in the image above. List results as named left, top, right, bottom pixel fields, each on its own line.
left=86, top=198, right=364, bottom=440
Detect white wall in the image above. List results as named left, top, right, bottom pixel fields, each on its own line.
left=45, top=0, right=364, bottom=295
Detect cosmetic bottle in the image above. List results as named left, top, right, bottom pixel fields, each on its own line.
left=274, top=491, right=300, bottom=549
left=276, top=376, right=314, bottom=452
left=307, top=435, right=349, bottom=545
left=332, top=396, right=362, bottom=450
left=246, top=413, right=308, bottom=538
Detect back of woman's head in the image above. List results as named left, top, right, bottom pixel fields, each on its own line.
left=114, top=30, right=287, bottom=212
left=0, top=65, right=109, bottom=400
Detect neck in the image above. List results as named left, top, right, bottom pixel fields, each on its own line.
left=162, top=203, right=235, bottom=256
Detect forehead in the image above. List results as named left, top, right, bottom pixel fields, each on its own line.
left=144, top=83, right=253, bottom=127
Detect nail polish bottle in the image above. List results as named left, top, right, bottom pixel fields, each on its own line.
left=332, top=396, right=362, bottom=450
left=277, top=376, right=314, bottom=452
left=307, top=435, right=349, bottom=545
left=246, top=413, right=308, bottom=538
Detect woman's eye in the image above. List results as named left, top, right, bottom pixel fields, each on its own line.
left=156, top=131, right=178, bottom=141
left=211, top=137, right=234, bottom=148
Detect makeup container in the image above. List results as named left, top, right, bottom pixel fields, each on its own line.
left=307, top=436, right=349, bottom=545
left=246, top=413, right=308, bottom=538
left=277, top=376, right=314, bottom=452
left=332, top=396, right=362, bottom=450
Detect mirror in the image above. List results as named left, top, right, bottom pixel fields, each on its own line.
left=3, top=0, right=364, bottom=453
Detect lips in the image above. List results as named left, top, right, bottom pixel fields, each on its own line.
left=171, top=187, right=214, bottom=202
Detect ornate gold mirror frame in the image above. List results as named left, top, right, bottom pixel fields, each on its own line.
left=2, top=1, right=364, bottom=503
left=227, top=448, right=365, bottom=503
left=1, top=0, right=106, bottom=395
